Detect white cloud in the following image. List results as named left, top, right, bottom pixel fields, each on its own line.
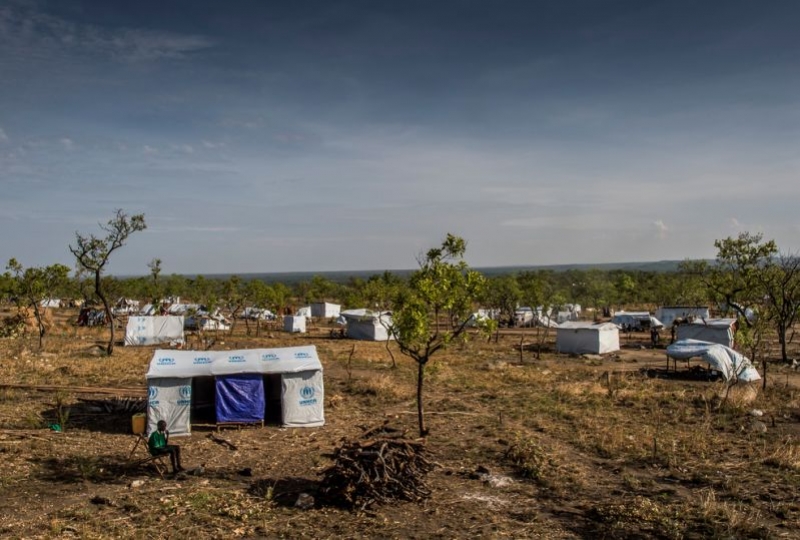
left=59, top=137, right=74, bottom=149
left=729, top=217, right=742, bottom=230
left=202, top=140, right=225, bottom=149
left=143, top=145, right=158, bottom=154
left=0, top=127, right=8, bottom=142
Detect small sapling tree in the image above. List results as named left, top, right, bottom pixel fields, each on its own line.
left=69, top=209, right=146, bottom=355
left=391, top=234, right=489, bottom=437
left=6, top=259, right=70, bottom=349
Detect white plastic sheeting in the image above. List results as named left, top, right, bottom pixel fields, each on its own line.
left=281, top=370, right=325, bottom=427
left=311, top=302, right=341, bottom=318
left=666, top=339, right=760, bottom=382
left=612, top=312, right=663, bottom=330
left=556, top=322, right=620, bottom=355
left=124, top=316, right=185, bottom=347
left=676, top=319, right=736, bottom=348
left=284, top=316, right=307, bottom=333
left=146, top=346, right=325, bottom=431
left=655, top=306, right=710, bottom=327
left=341, top=310, right=394, bottom=341
left=146, top=377, right=192, bottom=436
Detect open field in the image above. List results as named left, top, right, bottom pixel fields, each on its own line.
left=1, top=309, right=800, bottom=539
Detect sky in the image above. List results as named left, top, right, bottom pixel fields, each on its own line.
left=1, top=0, right=799, bottom=275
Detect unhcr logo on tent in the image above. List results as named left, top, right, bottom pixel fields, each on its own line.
left=228, top=355, right=246, bottom=363
left=148, top=386, right=159, bottom=406
left=294, top=352, right=311, bottom=359
left=261, top=353, right=279, bottom=362
left=177, top=385, right=192, bottom=405
left=193, top=357, right=212, bottom=365
left=299, top=385, right=317, bottom=406
left=156, top=357, right=176, bottom=366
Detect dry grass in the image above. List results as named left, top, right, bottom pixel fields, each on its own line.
left=1, top=309, right=800, bottom=537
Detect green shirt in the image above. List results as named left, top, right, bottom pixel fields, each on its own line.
left=148, top=430, right=167, bottom=454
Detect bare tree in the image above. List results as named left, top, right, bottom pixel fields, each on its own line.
left=69, top=210, right=146, bottom=355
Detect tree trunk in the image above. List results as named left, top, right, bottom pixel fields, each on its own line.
left=762, top=358, right=767, bottom=390
left=95, top=270, right=114, bottom=355
left=778, top=325, right=788, bottom=363
left=385, top=339, right=396, bottom=368
left=416, top=360, right=427, bottom=437
left=32, top=302, right=45, bottom=350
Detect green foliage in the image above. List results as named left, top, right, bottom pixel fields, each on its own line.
left=5, top=259, right=71, bottom=348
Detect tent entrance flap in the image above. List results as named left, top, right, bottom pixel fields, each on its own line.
left=147, top=377, right=192, bottom=437
left=191, top=376, right=216, bottom=424
left=263, top=374, right=283, bottom=425
left=215, top=374, right=265, bottom=423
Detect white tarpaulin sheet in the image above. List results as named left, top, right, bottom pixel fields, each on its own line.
left=146, top=346, right=323, bottom=379
left=281, top=370, right=325, bottom=427
left=556, top=322, right=620, bottom=355
left=284, top=316, right=306, bottom=333
left=147, top=377, right=192, bottom=436
left=125, top=316, right=185, bottom=346
left=676, top=319, right=736, bottom=348
left=666, top=339, right=761, bottom=382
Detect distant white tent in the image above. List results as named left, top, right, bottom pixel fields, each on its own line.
left=556, top=322, right=620, bottom=355
left=341, top=309, right=394, bottom=341
left=284, top=316, right=307, bottom=333
left=676, top=319, right=737, bottom=348
left=612, top=311, right=662, bottom=330
left=124, top=316, right=185, bottom=347
left=242, top=307, right=275, bottom=321
left=295, top=306, right=312, bottom=318
left=39, top=298, right=62, bottom=308
left=311, top=302, right=341, bottom=319
left=666, top=339, right=760, bottom=382
left=655, top=306, right=711, bottom=328
left=145, top=346, right=324, bottom=435
left=185, top=310, right=231, bottom=332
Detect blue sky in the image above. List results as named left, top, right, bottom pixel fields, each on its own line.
left=1, top=0, right=799, bottom=274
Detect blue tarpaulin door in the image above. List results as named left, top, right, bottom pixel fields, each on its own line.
left=215, top=374, right=265, bottom=423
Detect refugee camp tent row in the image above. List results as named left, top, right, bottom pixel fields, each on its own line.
left=284, top=315, right=307, bottom=333
left=556, top=322, right=620, bottom=355
left=145, top=346, right=324, bottom=436
left=124, top=316, right=185, bottom=346
left=676, top=318, right=737, bottom=348
left=654, top=306, right=710, bottom=328
left=295, top=306, right=312, bottom=318
left=311, top=302, right=341, bottom=318
left=338, top=309, right=394, bottom=341
left=666, top=339, right=760, bottom=382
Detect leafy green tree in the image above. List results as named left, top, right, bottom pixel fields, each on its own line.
left=391, top=234, right=488, bottom=436
left=6, top=259, right=71, bottom=349
left=69, top=209, right=147, bottom=355
left=518, top=270, right=564, bottom=359
left=484, top=275, right=521, bottom=329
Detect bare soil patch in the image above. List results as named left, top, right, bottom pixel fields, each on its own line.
left=1, top=310, right=799, bottom=538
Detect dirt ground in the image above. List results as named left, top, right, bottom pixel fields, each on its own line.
left=1, top=309, right=800, bottom=539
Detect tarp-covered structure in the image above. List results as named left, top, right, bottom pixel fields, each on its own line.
left=612, top=311, right=663, bottom=331
left=557, top=322, right=620, bottom=355
left=311, top=302, right=341, bottom=318
left=666, top=339, right=760, bottom=382
left=655, top=306, right=710, bottom=328
left=284, top=315, right=306, bottom=333
left=676, top=318, right=737, bottom=348
left=145, top=346, right=324, bottom=436
left=340, top=309, right=394, bottom=341
left=124, top=316, right=185, bottom=347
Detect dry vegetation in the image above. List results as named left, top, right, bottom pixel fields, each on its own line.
left=1, top=307, right=800, bottom=538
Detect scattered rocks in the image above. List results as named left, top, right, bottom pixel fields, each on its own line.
left=129, top=479, right=146, bottom=489
left=751, top=420, right=767, bottom=434
left=749, top=409, right=764, bottom=417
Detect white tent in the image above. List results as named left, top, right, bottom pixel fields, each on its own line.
left=611, top=311, right=662, bottom=330
left=556, top=322, right=620, bottom=355
left=284, top=316, right=307, bottom=333
left=340, top=309, right=394, bottom=341
left=676, top=319, right=736, bottom=348
left=295, top=306, right=312, bottom=318
left=655, top=306, right=711, bottom=327
left=124, top=316, right=185, bottom=347
left=666, top=339, right=760, bottom=382
left=145, top=346, right=325, bottom=435
left=39, top=298, right=62, bottom=308
left=311, top=302, right=341, bottom=318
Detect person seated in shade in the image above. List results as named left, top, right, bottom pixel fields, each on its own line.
left=148, top=420, right=184, bottom=473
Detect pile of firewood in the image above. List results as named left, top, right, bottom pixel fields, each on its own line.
left=319, top=424, right=434, bottom=510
